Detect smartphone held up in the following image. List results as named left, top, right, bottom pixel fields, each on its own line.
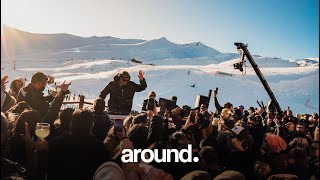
left=114, top=118, right=123, bottom=132
left=147, top=98, right=155, bottom=110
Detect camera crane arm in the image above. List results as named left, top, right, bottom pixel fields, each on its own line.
left=234, top=42, right=282, bottom=115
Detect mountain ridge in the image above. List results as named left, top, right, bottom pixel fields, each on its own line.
left=1, top=25, right=318, bottom=66
left=1, top=25, right=221, bottom=61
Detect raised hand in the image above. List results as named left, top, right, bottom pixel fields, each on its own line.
left=213, top=87, right=218, bottom=98
left=138, top=70, right=144, bottom=81
left=20, top=122, right=32, bottom=144
left=1, top=76, right=9, bottom=92
left=60, top=80, right=71, bottom=92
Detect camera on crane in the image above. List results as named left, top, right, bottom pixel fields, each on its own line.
left=233, top=62, right=244, bottom=72
left=233, top=45, right=245, bottom=72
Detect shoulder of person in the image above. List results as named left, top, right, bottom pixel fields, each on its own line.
left=18, top=86, right=29, bottom=97
left=108, top=81, right=117, bottom=86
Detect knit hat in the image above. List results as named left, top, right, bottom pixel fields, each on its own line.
left=265, top=133, right=287, bottom=153
left=93, top=162, right=125, bottom=180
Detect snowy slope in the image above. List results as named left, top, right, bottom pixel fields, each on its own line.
left=2, top=58, right=319, bottom=114
left=1, top=27, right=319, bottom=114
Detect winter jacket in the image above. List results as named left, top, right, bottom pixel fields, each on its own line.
left=92, top=111, right=113, bottom=141
left=147, top=115, right=165, bottom=145
left=17, top=83, right=69, bottom=124
left=99, top=76, right=147, bottom=114
left=48, top=134, right=110, bottom=180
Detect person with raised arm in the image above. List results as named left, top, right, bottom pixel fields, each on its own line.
left=99, top=70, right=147, bottom=115
left=17, top=72, right=71, bottom=125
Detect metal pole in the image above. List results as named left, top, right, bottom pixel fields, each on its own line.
left=234, top=42, right=282, bottom=115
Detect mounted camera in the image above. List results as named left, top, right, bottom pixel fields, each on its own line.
left=233, top=42, right=283, bottom=116
left=233, top=62, right=244, bottom=72
left=233, top=47, right=245, bottom=72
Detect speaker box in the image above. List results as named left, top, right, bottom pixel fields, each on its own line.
left=195, top=95, right=209, bottom=108
left=159, top=98, right=176, bottom=116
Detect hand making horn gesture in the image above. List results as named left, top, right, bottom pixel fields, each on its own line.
left=1, top=75, right=9, bottom=92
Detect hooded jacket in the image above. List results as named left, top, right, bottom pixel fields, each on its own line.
left=99, top=74, right=147, bottom=114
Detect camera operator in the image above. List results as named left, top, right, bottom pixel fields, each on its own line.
left=141, top=91, right=159, bottom=112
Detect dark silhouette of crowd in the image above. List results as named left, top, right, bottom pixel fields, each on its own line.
left=1, top=72, right=319, bottom=180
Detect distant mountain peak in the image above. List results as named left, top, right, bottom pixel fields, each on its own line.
left=158, top=37, right=168, bottom=40
left=140, top=37, right=174, bottom=47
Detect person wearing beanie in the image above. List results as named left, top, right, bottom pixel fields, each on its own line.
left=99, top=70, right=147, bottom=115
left=261, top=133, right=288, bottom=175
left=264, top=133, right=287, bottom=154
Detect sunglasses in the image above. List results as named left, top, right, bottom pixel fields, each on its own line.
left=122, top=77, right=130, bottom=82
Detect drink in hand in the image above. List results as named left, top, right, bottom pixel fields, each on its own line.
left=35, top=123, right=50, bottom=140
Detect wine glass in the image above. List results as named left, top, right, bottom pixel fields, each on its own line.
left=35, top=123, right=50, bottom=141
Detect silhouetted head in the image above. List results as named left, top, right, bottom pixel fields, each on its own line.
left=71, top=109, right=94, bottom=136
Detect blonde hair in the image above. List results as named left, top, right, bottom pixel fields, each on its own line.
left=147, top=91, right=156, bottom=98
left=220, top=108, right=231, bottom=120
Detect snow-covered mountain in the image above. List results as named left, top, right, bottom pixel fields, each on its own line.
left=1, top=25, right=319, bottom=114
left=1, top=25, right=145, bottom=59
left=295, top=58, right=319, bottom=67
left=1, top=25, right=220, bottom=62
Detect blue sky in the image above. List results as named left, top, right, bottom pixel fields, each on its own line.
left=1, top=0, right=319, bottom=59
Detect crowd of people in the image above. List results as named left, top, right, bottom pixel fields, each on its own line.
left=1, top=71, right=319, bottom=180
